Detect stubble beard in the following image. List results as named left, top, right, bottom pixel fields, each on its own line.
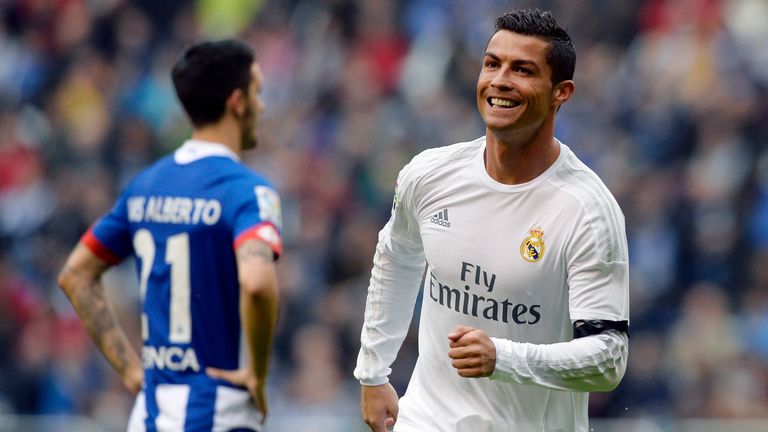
left=240, top=104, right=258, bottom=151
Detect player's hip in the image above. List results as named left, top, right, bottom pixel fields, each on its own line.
left=401, top=363, right=588, bottom=431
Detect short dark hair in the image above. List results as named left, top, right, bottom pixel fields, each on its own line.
left=494, top=9, right=575, bottom=84
left=171, top=40, right=255, bottom=127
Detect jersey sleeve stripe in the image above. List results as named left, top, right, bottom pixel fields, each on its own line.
left=233, top=222, right=283, bottom=259
left=557, top=154, right=627, bottom=261
left=81, top=228, right=124, bottom=265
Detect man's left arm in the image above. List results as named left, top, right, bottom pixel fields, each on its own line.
left=448, top=323, right=627, bottom=392
left=449, top=200, right=629, bottom=392
left=206, top=182, right=282, bottom=423
left=207, top=238, right=279, bottom=423
left=58, top=243, right=143, bottom=394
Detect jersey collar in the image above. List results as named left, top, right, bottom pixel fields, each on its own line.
left=174, top=140, right=241, bottom=164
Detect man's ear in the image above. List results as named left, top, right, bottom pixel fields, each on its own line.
left=226, top=88, right=247, bottom=118
left=553, top=80, right=575, bottom=110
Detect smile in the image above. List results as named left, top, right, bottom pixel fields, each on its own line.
left=488, top=97, right=521, bottom=108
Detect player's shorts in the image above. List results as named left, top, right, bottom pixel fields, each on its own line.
left=127, top=386, right=262, bottom=432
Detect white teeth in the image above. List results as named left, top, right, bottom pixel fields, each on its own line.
left=490, top=97, right=518, bottom=107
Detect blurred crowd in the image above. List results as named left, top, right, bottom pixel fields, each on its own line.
left=0, top=0, right=767, bottom=430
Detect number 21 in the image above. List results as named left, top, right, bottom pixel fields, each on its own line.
left=133, top=229, right=192, bottom=343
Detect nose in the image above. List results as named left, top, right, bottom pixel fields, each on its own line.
left=490, top=73, right=513, bottom=91
left=490, top=67, right=513, bottom=91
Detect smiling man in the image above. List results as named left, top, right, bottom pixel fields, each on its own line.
left=355, top=8, right=629, bottom=432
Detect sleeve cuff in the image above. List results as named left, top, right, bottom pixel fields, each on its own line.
left=234, top=222, right=283, bottom=259
left=489, top=337, right=532, bottom=384
left=359, top=376, right=389, bottom=386
left=81, top=228, right=123, bottom=265
left=489, top=337, right=508, bottom=382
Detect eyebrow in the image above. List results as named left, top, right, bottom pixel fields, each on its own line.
left=483, top=52, right=540, bottom=69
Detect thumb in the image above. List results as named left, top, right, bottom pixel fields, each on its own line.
left=382, top=404, right=398, bottom=431
left=448, top=325, right=475, bottom=341
left=388, top=399, right=399, bottom=423
left=369, top=416, right=389, bottom=432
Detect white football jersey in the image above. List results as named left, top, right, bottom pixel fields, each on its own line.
left=355, top=137, right=629, bottom=432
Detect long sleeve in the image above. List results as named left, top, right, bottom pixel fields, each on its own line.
left=354, top=165, right=426, bottom=386
left=489, top=330, right=628, bottom=392
left=486, top=162, right=630, bottom=393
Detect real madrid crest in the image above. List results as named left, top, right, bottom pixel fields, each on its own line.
left=520, top=227, right=545, bottom=262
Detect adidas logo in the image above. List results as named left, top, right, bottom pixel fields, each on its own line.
left=430, top=209, right=451, bottom=227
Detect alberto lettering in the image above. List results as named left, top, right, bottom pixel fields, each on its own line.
left=128, top=196, right=221, bottom=225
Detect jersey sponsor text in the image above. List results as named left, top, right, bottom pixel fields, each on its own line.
left=142, top=345, right=201, bottom=372
left=428, top=261, right=541, bottom=324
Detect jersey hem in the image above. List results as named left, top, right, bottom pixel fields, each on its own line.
left=392, top=419, right=425, bottom=432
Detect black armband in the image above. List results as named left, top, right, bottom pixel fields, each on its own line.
left=573, top=320, right=629, bottom=339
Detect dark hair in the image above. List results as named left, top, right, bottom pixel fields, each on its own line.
left=494, top=8, right=575, bottom=84
left=171, top=39, right=255, bottom=127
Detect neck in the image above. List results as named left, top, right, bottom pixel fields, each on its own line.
left=484, top=118, right=559, bottom=185
left=190, top=117, right=241, bottom=157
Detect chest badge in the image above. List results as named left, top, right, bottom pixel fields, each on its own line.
left=520, top=227, right=545, bottom=262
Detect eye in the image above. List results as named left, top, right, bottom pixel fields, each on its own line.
left=484, top=60, right=499, bottom=69
left=514, top=66, right=532, bottom=75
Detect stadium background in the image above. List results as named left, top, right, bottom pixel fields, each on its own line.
left=0, top=0, right=767, bottom=430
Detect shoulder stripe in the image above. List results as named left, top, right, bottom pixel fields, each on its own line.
left=553, top=154, right=627, bottom=261
left=401, top=139, right=483, bottom=183
left=565, top=156, right=623, bottom=258
left=567, top=159, right=625, bottom=260
left=397, top=139, right=483, bottom=215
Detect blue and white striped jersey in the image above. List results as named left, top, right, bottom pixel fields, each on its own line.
left=83, top=140, right=282, bottom=432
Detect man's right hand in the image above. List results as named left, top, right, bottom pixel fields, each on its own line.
left=361, top=383, right=399, bottom=432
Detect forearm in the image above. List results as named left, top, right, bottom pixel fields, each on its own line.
left=59, top=266, right=141, bottom=383
left=236, top=238, right=280, bottom=384
left=355, top=164, right=425, bottom=386
left=490, top=330, right=628, bottom=392
left=241, top=281, right=278, bottom=383
left=355, top=230, right=425, bottom=385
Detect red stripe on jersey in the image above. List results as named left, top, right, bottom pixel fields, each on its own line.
left=81, top=228, right=123, bottom=265
left=234, top=222, right=283, bottom=259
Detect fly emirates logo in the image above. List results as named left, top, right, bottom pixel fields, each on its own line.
left=428, top=261, right=541, bottom=324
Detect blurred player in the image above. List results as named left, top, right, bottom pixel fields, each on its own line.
left=57, top=40, right=281, bottom=431
left=355, top=9, right=629, bottom=432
